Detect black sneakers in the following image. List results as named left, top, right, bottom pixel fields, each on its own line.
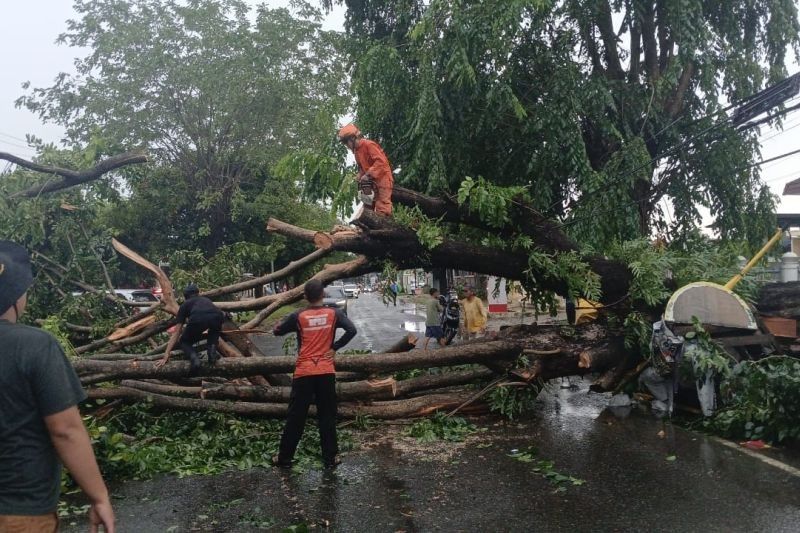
left=207, top=344, right=219, bottom=365
left=272, top=455, right=292, bottom=469
left=188, top=352, right=201, bottom=374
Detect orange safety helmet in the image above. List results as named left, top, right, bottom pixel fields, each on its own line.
left=337, top=123, right=361, bottom=141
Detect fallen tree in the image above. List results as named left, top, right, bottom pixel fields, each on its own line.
left=6, top=155, right=783, bottom=419
left=73, top=340, right=523, bottom=383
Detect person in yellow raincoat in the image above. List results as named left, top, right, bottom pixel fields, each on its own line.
left=460, top=286, right=488, bottom=338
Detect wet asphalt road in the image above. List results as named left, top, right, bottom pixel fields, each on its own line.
left=62, top=295, right=800, bottom=532
left=251, top=292, right=429, bottom=355
left=63, top=385, right=800, bottom=532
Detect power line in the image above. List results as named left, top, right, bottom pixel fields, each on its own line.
left=0, top=138, right=36, bottom=153
left=0, top=131, right=30, bottom=144
left=738, top=147, right=800, bottom=172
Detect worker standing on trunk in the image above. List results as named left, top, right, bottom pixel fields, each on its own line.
left=338, top=123, right=394, bottom=216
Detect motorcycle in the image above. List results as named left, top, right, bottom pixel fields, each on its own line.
left=439, top=288, right=460, bottom=346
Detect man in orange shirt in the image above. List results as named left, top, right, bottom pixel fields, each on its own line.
left=338, top=123, right=394, bottom=216
left=272, top=279, right=357, bottom=469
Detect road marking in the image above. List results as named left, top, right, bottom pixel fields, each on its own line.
left=709, top=435, right=800, bottom=478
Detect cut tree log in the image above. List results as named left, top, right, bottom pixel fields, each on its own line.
left=86, top=387, right=480, bottom=419
left=755, top=281, right=800, bottom=318
left=117, top=368, right=492, bottom=402
left=73, top=340, right=522, bottom=383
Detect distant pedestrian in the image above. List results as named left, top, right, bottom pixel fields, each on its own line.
left=390, top=280, right=398, bottom=306
left=461, top=286, right=488, bottom=339
left=423, top=288, right=446, bottom=350
left=272, top=279, right=357, bottom=469
left=0, top=241, right=115, bottom=532
left=156, top=284, right=225, bottom=373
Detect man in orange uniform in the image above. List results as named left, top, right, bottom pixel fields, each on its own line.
left=337, top=123, right=394, bottom=216
left=272, top=279, right=357, bottom=469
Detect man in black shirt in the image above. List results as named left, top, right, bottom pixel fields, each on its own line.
left=156, top=283, right=225, bottom=373
left=0, top=240, right=115, bottom=531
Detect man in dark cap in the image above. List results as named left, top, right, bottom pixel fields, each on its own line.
left=0, top=241, right=115, bottom=532
left=156, top=283, right=225, bottom=373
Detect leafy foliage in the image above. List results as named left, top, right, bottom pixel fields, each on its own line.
left=683, top=320, right=735, bottom=379
left=405, top=412, right=477, bottom=442
left=76, top=403, right=354, bottom=483
left=457, top=177, right=528, bottom=229
left=326, top=0, right=796, bottom=249
left=169, top=242, right=280, bottom=296
left=508, top=446, right=585, bottom=490
left=17, top=0, right=347, bottom=255
left=705, top=357, right=800, bottom=443
left=487, top=383, right=541, bottom=420
left=392, top=205, right=445, bottom=249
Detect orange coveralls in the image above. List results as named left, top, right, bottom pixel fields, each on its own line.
left=354, top=139, right=394, bottom=216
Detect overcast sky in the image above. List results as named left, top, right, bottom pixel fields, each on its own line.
left=2, top=1, right=799, bottom=214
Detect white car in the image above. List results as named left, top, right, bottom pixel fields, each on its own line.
left=343, top=284, right=360, bottom=298
left=71, top=289, right=158, bottom=304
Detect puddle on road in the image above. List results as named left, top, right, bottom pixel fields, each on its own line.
left=402, top=320, right=426, bottom=333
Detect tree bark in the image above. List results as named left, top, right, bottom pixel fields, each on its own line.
left=2, top=151, right=148, bottom=198
left=268, top=212, right=632, bottom=305
left=86, top=387, right=479, bottom=420
left=755, top=282, right=800, bottom=318
left=201, top=247, right=331, bottom=299
left=118, top=368, right=492, bottom=402
left=74, top=340, right=523, bottom=383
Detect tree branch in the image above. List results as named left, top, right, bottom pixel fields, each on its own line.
left=639, top=1, right=659, bottom=81
left=3, top=151, right=148, bottom=198
left=595, top=0, right=625, bottom=80
left=201, top=247, right=331, bottom=299
left=665, top=61, right=694, bottom=118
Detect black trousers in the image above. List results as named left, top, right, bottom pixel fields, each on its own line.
left=179, top=314, right=224, bottom=357
left=278, top=374, right=338, bottom=465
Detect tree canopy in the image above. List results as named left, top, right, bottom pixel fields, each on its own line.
left=17, top=0, right=347, bottom=255
left=327, top=0, right=799, bottom=250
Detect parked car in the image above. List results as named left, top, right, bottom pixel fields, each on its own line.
left=115, top=289, right=159, bottom=303
left=324, top=287, right=348, bottom=315
left=71, top=289, right=158, bottom=303
left=343, top=284, right=360, bottom=298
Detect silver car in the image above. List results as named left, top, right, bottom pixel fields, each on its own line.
left=323, top=287, right=348, bottom=315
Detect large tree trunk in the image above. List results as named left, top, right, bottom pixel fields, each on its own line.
left=756, top=282, right=800, bottom=318
left=73, top=341, right=523, bottom=383
left=86, top=387, right=481, bottom=419
left=117, top=368, right=492, bottom=402
left=267, top=211, right=632, bottom=304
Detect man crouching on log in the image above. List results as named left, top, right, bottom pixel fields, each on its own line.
left=272, top=279, right=357, bottom=469
left=156, top=283, right=225, bottom=374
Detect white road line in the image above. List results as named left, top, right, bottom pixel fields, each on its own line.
left=709, top=435, right=800, bottom=478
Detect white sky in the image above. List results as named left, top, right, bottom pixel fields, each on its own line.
left=1, top=1, right=799, bottom=215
